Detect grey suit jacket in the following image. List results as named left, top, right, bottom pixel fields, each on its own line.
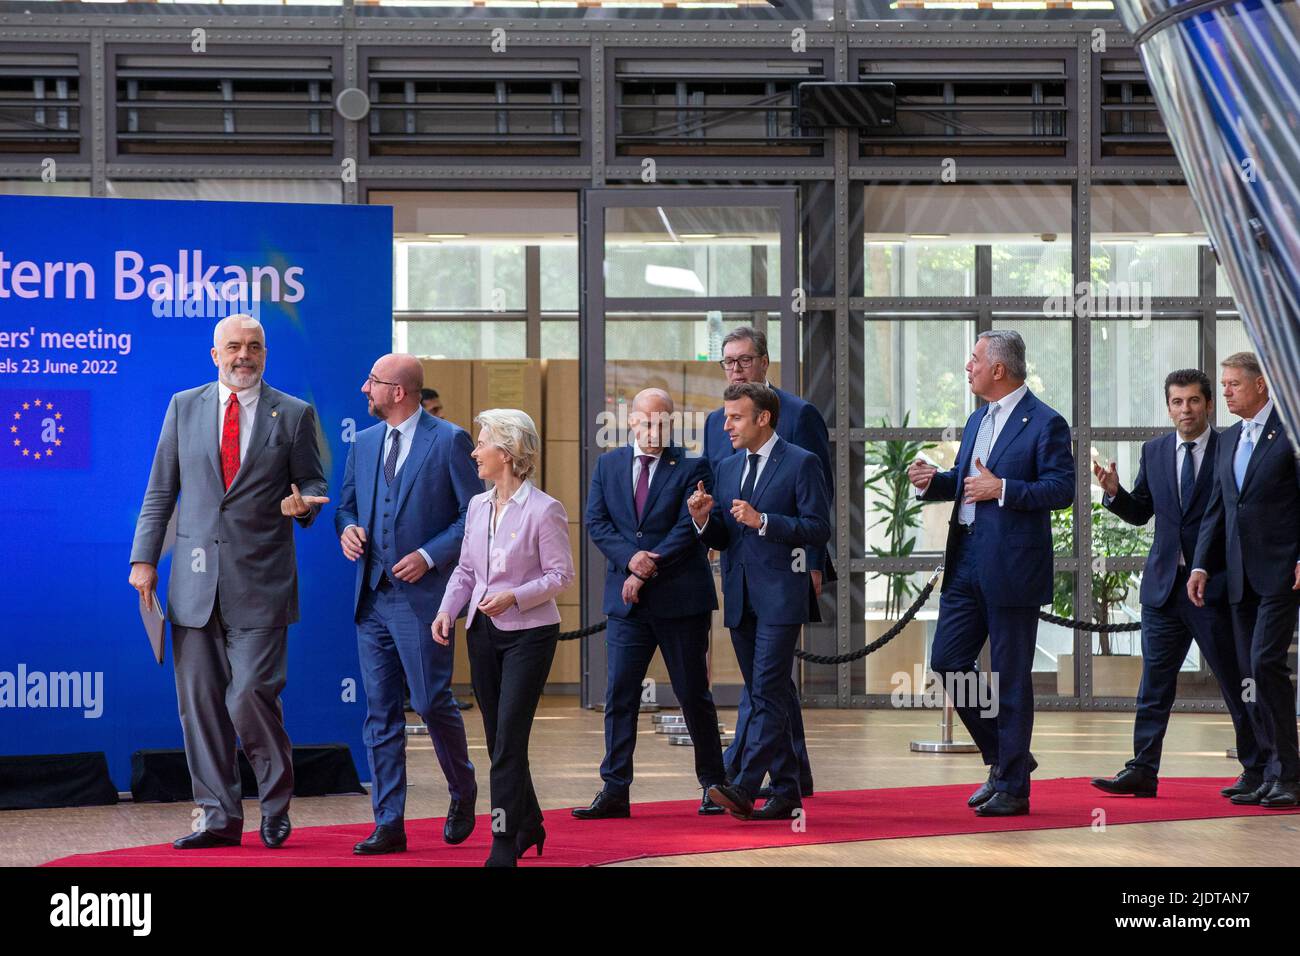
left=130, top=380, right=327, bottom=629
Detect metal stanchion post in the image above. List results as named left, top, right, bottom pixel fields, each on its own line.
left=910, top=694, right=979, bottom=753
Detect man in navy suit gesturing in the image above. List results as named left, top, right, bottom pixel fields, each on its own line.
left=702, top=325, right=831, bottom=798
left=1091, top=368, right=1262, bottom=798
left=1189, top=352, right=1300, bottom=809
left=693, top=382, right=830, bottom=821
left=575, top=388, right=727, bottom=819
left=908, top=330, right=1074, bottom=817
left=335, top=354, right=481, bottom=854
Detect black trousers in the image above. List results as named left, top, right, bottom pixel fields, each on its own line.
left=467, top=614, right=559, bottom=839
left=1232, top=578, right=1300, bottom=782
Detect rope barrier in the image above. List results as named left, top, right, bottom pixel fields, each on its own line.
left=554, top=563, right=1145, bottom=651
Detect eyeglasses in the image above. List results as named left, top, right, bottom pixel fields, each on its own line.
left=367, top=374, right=401, bottom=389
left=719, top=355, right=760, bottom=371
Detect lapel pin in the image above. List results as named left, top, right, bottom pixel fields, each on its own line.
left=271, top=411, right=278, bottom=418
left=1022, top=416, right=1028, bottom=423
left=1267, top=431, right=1275, bottom=440
left=511, top=532, right=517, bottom=539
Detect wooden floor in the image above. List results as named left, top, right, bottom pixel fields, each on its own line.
left=6, top=699, right=1297, bottom=867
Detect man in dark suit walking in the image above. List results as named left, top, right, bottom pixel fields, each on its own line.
left=1091, top=368, right=1262, bottom=798
left=1190, top=351, right=1300, bottom=809
left=908, top=330, right=1074, bottom=817
left=335, top=354, right=481, bottom=853
left=692, top=382, right=830, bottom=821
left=574, top=388, right=727, bottom=819
left=702, top=325, right=830, bottom=798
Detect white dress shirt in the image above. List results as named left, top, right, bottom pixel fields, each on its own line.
left=694, top=430, right=779, bottom=536
left=489, top=480, right=532, bottom=547
left=631, top=440, right=663, bottom=497
left=217, top=380, right=260, bottom=463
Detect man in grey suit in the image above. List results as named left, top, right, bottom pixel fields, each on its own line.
left=129, top=314, right=328, bottom=850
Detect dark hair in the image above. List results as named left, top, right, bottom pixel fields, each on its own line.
left=420, top=388, right=440, bottom=402
left=721, top=325, right=768, bottom=359
left=1163, top=368, right=1212, bottom=404
left=723, top=381, right=780, bottom=429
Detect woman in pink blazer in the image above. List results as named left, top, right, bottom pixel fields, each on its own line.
left=433, top=408, right=574, bottom=867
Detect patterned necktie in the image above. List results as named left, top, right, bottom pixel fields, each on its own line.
left=740, top=453, right=761, bottom=502
left=1233, top=421, right=1254, bottom=490
left=220, top=393, right=241, bottom=491
left=384, top=429, right=401, bottom=485
left=1179, top=441, right=1196, bottom=512
left=633, top=455, right=653, bottom=520
left=958, top=403, right=998, bottom=525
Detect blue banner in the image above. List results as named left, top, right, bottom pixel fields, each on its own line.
left=0, top=195, right=392, bottom=788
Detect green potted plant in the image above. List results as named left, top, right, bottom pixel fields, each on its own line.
left=862, top=413, right=937, bottom=694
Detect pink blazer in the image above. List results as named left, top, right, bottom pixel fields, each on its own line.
left=438, top=483, right=575, bottom=631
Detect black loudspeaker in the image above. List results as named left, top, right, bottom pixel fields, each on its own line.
left=0, top=752, right=119, bottom=810
left=130, top=744, right=365, bottom=803
left=797, top=82, right=896, bottom=129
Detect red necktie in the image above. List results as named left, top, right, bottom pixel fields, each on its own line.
left=221, top=393, right=241, bottom=490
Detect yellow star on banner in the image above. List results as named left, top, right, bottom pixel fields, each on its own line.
left=11, top=439, right=18, bottom=446
left=21, top=448, right=29, bottom=456
left=43, top=448, right=52, bottom=456
left=13, top=412, right=20, bottom=419
left=33, top=452, right=41, bottom=460
left=54, top=439, right=62, bottom=446
left=58, top=425, right=64, bottom=433
left=44, top=403, right=52, bottom=410
left=8, top=425, right=14, bottom=433
left=21, top=403, right=29, bottom=410
left=54, top=412, right=62, bottom=420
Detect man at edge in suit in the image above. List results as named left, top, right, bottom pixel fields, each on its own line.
left=908, top=330, right=1074, bottom=817
left=129, top=314, right=328, bottom=850
left=1189, top=351, right=1300, bottom=809
left=1091, top=368, right=1262, bottom=798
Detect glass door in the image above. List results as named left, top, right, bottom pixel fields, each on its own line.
left=578, top=186, right=800, bottom=708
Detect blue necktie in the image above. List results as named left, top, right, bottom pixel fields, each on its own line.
left=1233, top=422, right=1254, bottom=490
left=1179, top=441, right=1196, bottom=512
left=740, top=453, right=761, bottom=503
left=958, top=404, right=997, bottom=525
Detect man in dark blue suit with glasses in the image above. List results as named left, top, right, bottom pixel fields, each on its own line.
left=1090, top=368, right=1262, bottom=799
left=909, top=330, right=1074, bottom=817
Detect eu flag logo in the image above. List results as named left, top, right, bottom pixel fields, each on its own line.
left=2, top=389, right=91, bottom=469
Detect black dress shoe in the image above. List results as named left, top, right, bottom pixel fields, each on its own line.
left=172, top=830, right=241, bottom=850
left=755, top=785, right=776, bottom=800
left=571, top=790, right=631, bottom=820
left=708, top=782, right=754, bottom=819
left=1230, top=779, right=1276, bottom=806
left=1090, top=768, right=1158, bottom=797
left=1259, top=780, right=1300, bottom=808
left=1221, top=772, right=1264, bottom=797
left=751, top=796, right=802, bottom=820
left=444, top=793, right=477, bottom=845
left=455, top=697, right=475, bottom=711
left=259, top=814, right=292, bottom=849
left=968, top=753, right=1039, bottom=807
left=354, top=824, right=407, bottom=855
left=973, top=792, right=1030, bottom=817
left=699, top=789, right=726, bottom=815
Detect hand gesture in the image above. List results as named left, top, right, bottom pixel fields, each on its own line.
left=688, top=480, right=713, bottom=524
left=962, top=458, right=1001, bottom=504
left=629, top=550, right=660, bottom=578
left=1187, top=569, right=1208, bottom=607
left=392, top=551, right=430, bottom=584
left=129, top=562, right=158, bottom=604
left=1093, top=459, right=1120, bottom=497
left=621, top=574, right=644, bottom=606
left=281, top=482, right=329, bottom=518
left=907, top=457, right=938, bottom=491
left=340, top=525, right=367, bottom=561
left=731, top=499, right=761, bottom=529
left=477, top=590, right=517, bottom=618
left=432, top=612, right=453, bottom=645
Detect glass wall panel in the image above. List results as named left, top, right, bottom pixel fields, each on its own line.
left=1091, top=184, right=1207, bottom=297
left=866, top=439, right=961, bottom=557
left=1091, top=319, right=1198, bottom=426
left=395, top=320, right=526, bottom=359
left=864, top=318, right=977, bottom=427
left=992, top=317, right=1074, bottom=426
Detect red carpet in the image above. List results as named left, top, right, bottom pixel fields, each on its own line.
left=42, top=777, right=1298, bottom=867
